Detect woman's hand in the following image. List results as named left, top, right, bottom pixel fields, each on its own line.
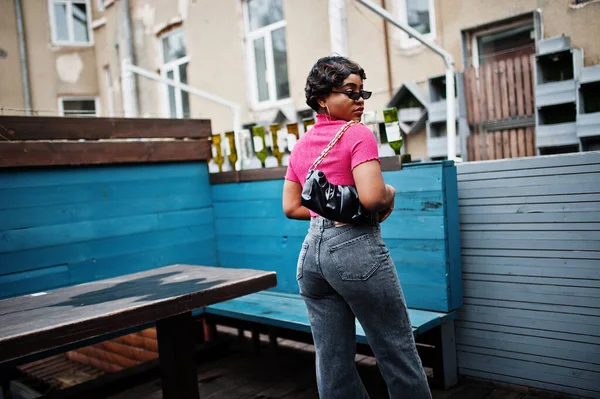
left=378, top=185, right=395, bottom=223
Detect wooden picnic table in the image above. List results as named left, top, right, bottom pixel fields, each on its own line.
left=0, top=264, right=277, bottom=399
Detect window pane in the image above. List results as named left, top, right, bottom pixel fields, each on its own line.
left=247, top=0, right=283, bottom=31
left=406, top=0, right=430, bottom=35
left=253, top=37, right=269, bottom=102
left=271, top=27, right=289, bottom=100
left=179, top=63, right=190, bottom=117
left=62, top=99, right=96, bottom=117
left=167, top=70, right=177, bottom=118
left=72, top=3, right=89, bottom=42
left=162, top=31, right=186, bottom=63
left=54, top=3, right=69, bottom=41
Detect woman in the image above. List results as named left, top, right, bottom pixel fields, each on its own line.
left=282, top=56, right=432, bottom=399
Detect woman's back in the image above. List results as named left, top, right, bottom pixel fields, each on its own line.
left=285, top=115, right=379, bottom=209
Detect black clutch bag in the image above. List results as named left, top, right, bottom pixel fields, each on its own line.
left=301, top=121, right=372, bottom=224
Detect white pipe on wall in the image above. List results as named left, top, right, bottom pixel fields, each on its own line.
left=124, top=63, right=242, bottom=169
left=329, top=0, right=349, bottom=56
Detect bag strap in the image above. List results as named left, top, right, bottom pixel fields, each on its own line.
left=309, top=120, right=357, bottom=171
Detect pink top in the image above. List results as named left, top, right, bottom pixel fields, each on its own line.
left=285, top=114, right=380, bottom=217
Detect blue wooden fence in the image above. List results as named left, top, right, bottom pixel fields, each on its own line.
left=211, top=161, right=462, bottom=313
left=0, top=162, right=217, bottom=299
left=1, top=160, right=461, bottom=315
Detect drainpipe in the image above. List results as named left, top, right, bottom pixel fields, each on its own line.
left=121, top=0, right=139, bottom=117
left=355, top=0, right=457, bottom=161
left=329, top=0, right=349, bottom=56
left=381, top=0, right=394, bottom=98
left=15, top=0, right=32, bottom=115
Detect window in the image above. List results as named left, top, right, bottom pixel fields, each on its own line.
left=394, top=0, right=436, bottom=48
left=159, top=28, right=190, bottom=118
left=244, top=0, right=290, bottom=107
left=59, top=97, right=99, bottom=116
left=475, top=24, right=534, bottom=67
left=49, top=0, right=93, bottom=45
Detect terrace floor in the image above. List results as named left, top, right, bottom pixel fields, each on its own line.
left=101, top=327, right=546, bottom=399
left=8, top=326, right=554, bottom=399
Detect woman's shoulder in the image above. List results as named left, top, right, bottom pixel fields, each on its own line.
left=345, top=122, right=376, bottom=143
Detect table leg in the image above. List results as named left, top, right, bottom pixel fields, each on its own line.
left=156, top=312, right=199, bottom=399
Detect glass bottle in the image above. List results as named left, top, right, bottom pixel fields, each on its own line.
left=224, top=131, right=237, bottom=171
left=383, top=108, right=403, bottom=155
left=269, top=124, right=284, bottom=166
left=252, top=125, right=268, bottom=167
left=210, top=134, right=225, bottom=172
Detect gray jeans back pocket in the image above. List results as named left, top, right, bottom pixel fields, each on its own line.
left=297, top=242, right=309, bottom=280
left=329, top=234, right=380, bottom=281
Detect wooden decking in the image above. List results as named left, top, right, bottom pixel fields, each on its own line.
left=99, top=327, right=545, bottom=399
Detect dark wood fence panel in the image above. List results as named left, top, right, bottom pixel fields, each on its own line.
left=467, top=129, right=536, bottom=161
left=0, top=116, right=211, bottom=168
left=465, top=55, right=536, bottom=125
left=0, top=116, right=211, bottom=140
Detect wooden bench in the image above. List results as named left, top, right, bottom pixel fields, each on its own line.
left=0, top=264, right=276, bottom=399
left=205, top=161, right=463, bottom=389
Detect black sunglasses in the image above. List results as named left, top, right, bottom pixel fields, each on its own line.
left=330, top=90, right=372, bottom=101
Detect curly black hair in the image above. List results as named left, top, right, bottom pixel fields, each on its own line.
left=305, top=56, right=367, bottom=112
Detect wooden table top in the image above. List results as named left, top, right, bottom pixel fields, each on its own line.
left=0, top=264, right=277, bottom=364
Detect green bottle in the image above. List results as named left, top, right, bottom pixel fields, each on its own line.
left=252, top=125, right=268, bottom=167
left=302, top=118, right=315, bottom=134
left=383, top=108, right=403, bottom=155
left=225, top=131, right=237, bottom=171
left=286, top=123, right=299, bottom=152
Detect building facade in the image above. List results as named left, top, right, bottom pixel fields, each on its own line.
left=1, top=0, right=600, bottom=161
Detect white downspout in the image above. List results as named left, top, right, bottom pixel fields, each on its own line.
left=15, top=0, right=32, bottom=115
left=121, top=0, right=139, bottom=117
left=329, top=0, right=349, bottom=56
left=354, top=0, right=457, bottom=160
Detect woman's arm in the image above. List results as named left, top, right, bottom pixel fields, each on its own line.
left=352, top=160, right=396, bottom=213
left=282, top=180, right=312, bottom=220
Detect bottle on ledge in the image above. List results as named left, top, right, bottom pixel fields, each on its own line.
left=252, top=125, right=268, bottom=168
left=224, top=131, right=237, bottom=171
left=210, top=134, right=225, bottom=173
left=269, top=124, right=284, bottom=167
left=286, top=123, right=299, bottom=152
left=383, top=108, right=402, bottom=155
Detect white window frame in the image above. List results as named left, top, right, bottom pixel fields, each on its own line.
left=158, top=28, right=191, bottom=119
left=393, top=0, right=436, bottom=49
left=58, top=96, right=100, bottom=117
left=48, top=0, right=94, bottom=46
left=243, top=1, right=291, bottom=110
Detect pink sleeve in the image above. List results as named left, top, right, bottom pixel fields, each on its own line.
left=284, top=157, right=300, bottom=183
left=349, top=124, right=380, bottom=170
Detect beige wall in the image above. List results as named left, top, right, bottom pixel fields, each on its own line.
left=382, top=0, right=600, bottom=88
left=1, top=1, right=100, bottom=116
left=25, top=1, right=99, bottom=113
left=0, top=0, right=26, bottom=114
left=3, top=0, right=599, bottom=154
left=185, top=0, right=248, bottom=132
left=113, top=0, right=600, bottom=156
left=93, top=1, right=124, bottom=116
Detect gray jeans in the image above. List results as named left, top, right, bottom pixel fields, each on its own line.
left=297, top=216, right=432, bottom=399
